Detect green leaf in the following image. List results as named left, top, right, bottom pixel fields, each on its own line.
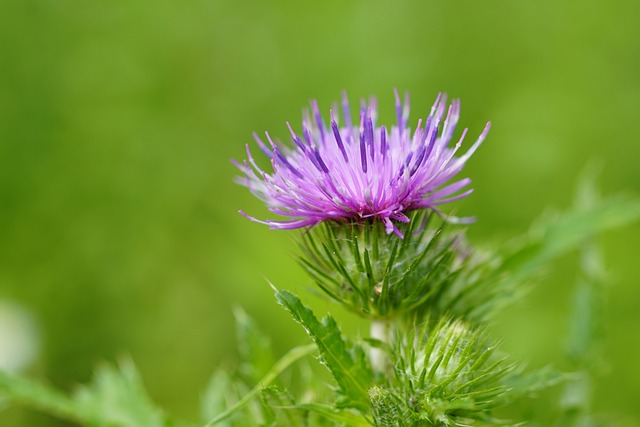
left=73, top=358, right=168, bottom=427
left=0, top=369, right=83, bottom=423
left=503, top=366, right=566, bottom=401
left=498, top=193, right=640, bottom=282
left=200, top=370, right=235, bottom=426
left=0, top=359, right=175, bottom=427
left=203, top=343, right=316, bottom=426
left=294, top=403, right=371, bottom=426
left=447, top=189, right=640, bottom=323
left=233, top=307, right=275, bottom=383
left=275, top=290, right=373, bottom=413
left=259, top=386, right=310, bottom=427
left=554, top=171, right=609, bottom=427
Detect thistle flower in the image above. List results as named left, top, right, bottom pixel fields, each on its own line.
left=235, top=90, right=489, bottom=237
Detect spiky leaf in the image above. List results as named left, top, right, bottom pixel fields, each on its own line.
left=0, top=359, right=172, bottom=427
left=72, top=359, right=168, bottom=427
left=275, top=290, right=373, bottom=412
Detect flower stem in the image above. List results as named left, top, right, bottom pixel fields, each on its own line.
left=370, top=319, right=388, bottom=372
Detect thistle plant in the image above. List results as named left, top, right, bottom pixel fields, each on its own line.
left=0, top=91, right=639, bottom=427
left=223, top=91, right=640, bottom=426
left=228, top=91, right=535, bottom=426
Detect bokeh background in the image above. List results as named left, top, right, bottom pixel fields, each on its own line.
left=1, top=0, right=639, bottom=425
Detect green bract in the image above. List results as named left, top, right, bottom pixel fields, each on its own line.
left=298, top=211, right=506, bottom=322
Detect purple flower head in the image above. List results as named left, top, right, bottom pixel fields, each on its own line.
left=234, top=90, right=490, bottom=237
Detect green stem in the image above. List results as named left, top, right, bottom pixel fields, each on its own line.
left=203, top=343, right=316, bottom=426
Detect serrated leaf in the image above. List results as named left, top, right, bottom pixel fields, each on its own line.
left=275, top=290, right=373, bottom=412
left=0, top=359, right=174, bottom=427
left=73, top=358, right=167, bottom=427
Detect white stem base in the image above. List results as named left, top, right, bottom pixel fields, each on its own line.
left=370, top=320, right=387, bottom=372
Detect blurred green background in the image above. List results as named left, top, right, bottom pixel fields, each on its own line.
left=1, top=0, right=639, bottom=425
